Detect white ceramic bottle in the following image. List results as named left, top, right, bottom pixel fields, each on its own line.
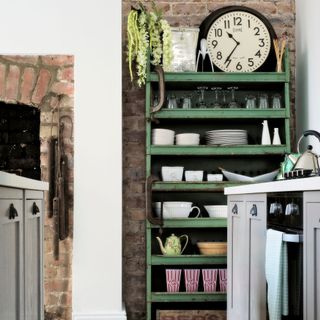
left=272, top=128, right=281, bottom=145
left=261, top=120, right=271, bottom=145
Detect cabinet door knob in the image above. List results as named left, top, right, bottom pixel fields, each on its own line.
left=232, top=204, right=238, bottom=215
left=32, top=202, right=40, bottom=215
left=9, top=203, right=18, bottom=220
left=250, top=204, right=258, bottom=217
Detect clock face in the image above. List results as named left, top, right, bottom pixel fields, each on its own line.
left=206, top=11, right=271, bottom=72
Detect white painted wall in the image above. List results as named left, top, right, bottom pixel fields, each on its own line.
left=0, top=1, right=124, bottom=319
left=296, top=0, right=320, bottom=154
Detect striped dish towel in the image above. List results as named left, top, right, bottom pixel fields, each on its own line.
left=265, top=229, right=288, bottom=320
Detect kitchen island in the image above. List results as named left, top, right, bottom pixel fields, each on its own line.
left=0, top=171, right=48, bottom=320
left=225, top=176, right=320, bottom=320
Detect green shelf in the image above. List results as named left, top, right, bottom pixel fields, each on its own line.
left=150, top=255, right=227, bottom=265
left=147, top=218, right=227, bottom=229
left=152, top=181, right=252, bottom=192
left=153, top=108, right=287, bottom=119
left=149, top=145, right=288, bottom=156
left=150, top=292, right=227, bottom=303
left=148, top=71, right=288, bottom=83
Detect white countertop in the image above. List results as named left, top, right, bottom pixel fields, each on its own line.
left=0, top=171, right=49, bottom=191
left=224, top=176, right=320, bottom=195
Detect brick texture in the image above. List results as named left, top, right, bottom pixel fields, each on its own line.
left=0, top=54, right=74, bottom=320
left=122, top=1, right=296, bottom=320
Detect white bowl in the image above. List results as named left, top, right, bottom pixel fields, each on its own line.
left=175, top=133, right=200, bottom=145
left=163, top=201, right=200, bottom=219
left=207, top=174, right=223, bottom=182
left=204, top=205, right=228, bottom=218
left=161, top=166, right=184, bottom=181
left=185, top=170, right=203, bottom=182
left=152, top=128, right=175, bottom=145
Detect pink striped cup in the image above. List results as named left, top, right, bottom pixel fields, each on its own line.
left=202, top=269, right=218, bottom=292
left=166, top=269, right=181, bottom=292
left=184, top=269, right=200, bottom=292
left=219, top=268, right=227, bottom=292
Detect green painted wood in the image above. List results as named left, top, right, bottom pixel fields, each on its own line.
left=152, top=181, right=253, bottom=192
left=146, top=215, right=152, bottom=320
left=147, top=218, right=227, bottom=229
left=149, top=145, right=287, bottom=156
left=149, top=72, right=287, bottom=83
left=285, top=118, right=291, bottom=153
left=146, top=82, right=152, bottom=158
left=150, top=255, right=227, bottom=265
left=150, top=292, right=227, bottom=303
left=153, top=108, right=287, bottom=119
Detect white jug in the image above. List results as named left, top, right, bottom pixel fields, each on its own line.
left=261, top=120, right=271, bottom=145
left=272, top=128, right=281, bottom=145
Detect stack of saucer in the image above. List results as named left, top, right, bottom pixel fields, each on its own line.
left=205, top=129, right=248, bottom=146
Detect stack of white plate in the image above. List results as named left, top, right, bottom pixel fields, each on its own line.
left=205, top=129, right=248, bottom=146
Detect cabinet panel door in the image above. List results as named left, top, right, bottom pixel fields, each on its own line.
left=227, top=195, right=248, bottom=320
left=24, top=199, right=43, bottom=320
left=0, top=199, right=24, bottom=320
left=246, top=194, right=267, bottom=320
left=304, top=191, right=320, bottom=320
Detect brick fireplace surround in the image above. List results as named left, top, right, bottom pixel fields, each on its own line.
left=0, top=55, right=74, bottom=320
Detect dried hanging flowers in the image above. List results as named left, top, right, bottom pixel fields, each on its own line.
left=127, top=2, right=173, bottom=86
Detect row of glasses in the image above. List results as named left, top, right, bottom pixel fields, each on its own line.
left=162, top=88, right=282, bottom=109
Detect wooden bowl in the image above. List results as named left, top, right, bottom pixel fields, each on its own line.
left=197, top=242, right=227, bottom=255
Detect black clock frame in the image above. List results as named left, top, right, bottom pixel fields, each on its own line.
left=197, top=6, right=277, bottom=72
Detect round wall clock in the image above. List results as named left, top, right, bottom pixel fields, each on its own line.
left=198, top=6, right=277, bottom=72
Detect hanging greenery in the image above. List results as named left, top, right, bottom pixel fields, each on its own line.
left=126, top=2, right=173, bottom=87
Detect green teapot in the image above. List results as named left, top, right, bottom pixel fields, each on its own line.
left=156, top=233, right=188, bottom=256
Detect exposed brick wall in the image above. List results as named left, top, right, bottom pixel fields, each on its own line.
left=0, top=55, right=74, bottom=320
left=122, top=1, right=295, bottom=320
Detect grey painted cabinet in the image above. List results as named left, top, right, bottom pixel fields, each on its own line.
left=227, top=193, right=267, bottom=320
left=0, top=187, right=44, bottom=320
left=304, top=191, right=320, bottom=320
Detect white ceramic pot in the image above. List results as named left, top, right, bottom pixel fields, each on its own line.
left=152, top=202, right=162, bottom=217
left=185, top=170, right=203, bottom=182
left=162, top=201, right=201, bottom=219
left=161, top=166, right=184, bottom=182
left=175, top=133, right=200, bottom=145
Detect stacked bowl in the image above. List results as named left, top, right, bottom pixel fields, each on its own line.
left=175, top=133, right=200, bottom=145
left=152, top=128, right=175, bottom=145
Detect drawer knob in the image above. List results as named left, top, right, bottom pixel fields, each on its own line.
left=250, top=204, right=258, bottom=217
left=232, top=204, right=238, bottom=215
left=9, top=203, right=18, bottom=220
left=32, top=202, right=40, bottom=215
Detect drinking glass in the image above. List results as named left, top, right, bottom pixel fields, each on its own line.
left=197, top=86, right=208, bottom=108
left=221, top=90, right=228, bottom=108
left=167, top=94, right=178, bottom=109
left=228, top=87, right=240, bottom=108
left=259, top=94, right=269, bottom=109
left=272, top=94, right=282, bottom=109
left=182, top=95, right=192, bottom=109
left=245, top=95, right=257, bottom=109
left=211, top=87, right=222, bottom=108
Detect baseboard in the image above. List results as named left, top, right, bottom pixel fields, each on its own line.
left=73, top=310, right=127, bottom=320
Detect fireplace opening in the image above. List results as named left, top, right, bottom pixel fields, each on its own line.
left=0, top=102, right=40, bottom=180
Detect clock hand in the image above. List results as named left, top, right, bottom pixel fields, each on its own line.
left=226, top=32, right=240, bottom=46
left=224, top=42, right=240, bottom=64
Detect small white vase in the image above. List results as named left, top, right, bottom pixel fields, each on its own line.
left=272, top=128, right=281, bottom=145
left=261, top=120, right=271, bottom=145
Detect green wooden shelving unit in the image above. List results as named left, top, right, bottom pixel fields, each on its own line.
left=145, top=50, right=291, bottom=319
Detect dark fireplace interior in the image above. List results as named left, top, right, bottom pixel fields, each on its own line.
left=0, top=102, right=40, bottom=180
